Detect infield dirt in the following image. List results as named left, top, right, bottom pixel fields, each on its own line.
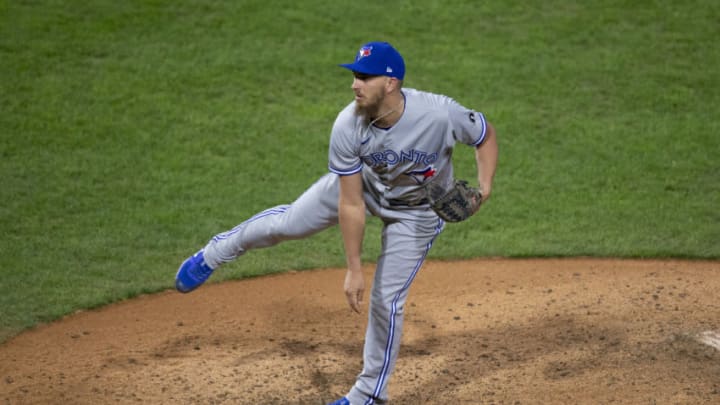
left=1, top=258, right=719, bottom=404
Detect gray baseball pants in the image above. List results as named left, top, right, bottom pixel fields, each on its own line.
left=202, top=173, right=444, bottom=404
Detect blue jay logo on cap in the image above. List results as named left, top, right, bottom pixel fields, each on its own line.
left=358, top=46, right=372, bottom=59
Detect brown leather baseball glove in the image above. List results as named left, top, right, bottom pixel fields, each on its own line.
left=426, top=179, right=482, bottom=222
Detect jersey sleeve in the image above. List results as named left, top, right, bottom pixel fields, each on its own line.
left=328, top=108, right=363, bottom=176
left=448, top=100, right=488, bottom=147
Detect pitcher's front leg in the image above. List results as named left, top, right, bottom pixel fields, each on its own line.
left=347, top=216, right=444, bottom=404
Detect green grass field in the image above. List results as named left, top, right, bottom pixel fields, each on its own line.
left=1, top=0, right=718, bottom=342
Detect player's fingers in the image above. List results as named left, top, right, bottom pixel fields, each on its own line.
left=346, top=290, right=360, bottom=313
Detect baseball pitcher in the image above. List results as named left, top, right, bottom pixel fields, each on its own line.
left=175, top=41, right=498, bottom=405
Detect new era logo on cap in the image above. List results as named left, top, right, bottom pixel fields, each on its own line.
left=339, top=41, right=405, bottom=80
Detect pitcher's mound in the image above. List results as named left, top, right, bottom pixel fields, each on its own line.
left=1, top=258, right=719, bottom=404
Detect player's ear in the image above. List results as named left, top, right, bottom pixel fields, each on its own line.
left=385, top=77, right=399, bottom=92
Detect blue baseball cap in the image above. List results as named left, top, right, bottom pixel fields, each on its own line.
left=339, top=41, right=405, bottom=80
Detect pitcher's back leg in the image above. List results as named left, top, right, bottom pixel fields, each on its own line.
left=176, top=173, right=340, bottom=292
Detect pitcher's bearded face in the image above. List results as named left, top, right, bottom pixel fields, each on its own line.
left=355, top=90, right=386, bottom=122
left=351, top=73, right=387, bottom=123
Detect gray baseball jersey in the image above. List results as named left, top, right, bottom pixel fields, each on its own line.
left=329, top=88, right=487, bottom=207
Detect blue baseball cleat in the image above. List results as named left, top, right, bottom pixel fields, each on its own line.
left=175, top=250, right=215, bottom=293
left=327, top=398, right=350, bottom=405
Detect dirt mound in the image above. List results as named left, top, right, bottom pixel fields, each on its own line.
left=1, top=258, right=719, bottom=404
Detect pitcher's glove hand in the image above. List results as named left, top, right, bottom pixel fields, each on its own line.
left=426, top=180, right=482, bottom=222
